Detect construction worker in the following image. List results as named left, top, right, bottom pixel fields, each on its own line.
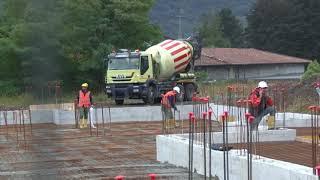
left=249, top=81, right=276, bottom=130
left=77, top=83, right=93, bottom=128
left=161, top=86, right=180, bottom=128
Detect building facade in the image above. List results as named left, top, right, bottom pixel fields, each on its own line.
left=195, top=48, right=310, bottom=81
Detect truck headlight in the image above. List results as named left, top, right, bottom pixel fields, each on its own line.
left=106, top=86, right=110, bottom=89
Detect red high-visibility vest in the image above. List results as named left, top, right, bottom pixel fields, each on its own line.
left=78, top=90, right=91, bottom=108
left=161, top=90, right=176, bottom=108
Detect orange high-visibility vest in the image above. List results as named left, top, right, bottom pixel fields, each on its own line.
left=161, top=90, right=176, bottom=108
left=78, top=90, right=91, bottom=108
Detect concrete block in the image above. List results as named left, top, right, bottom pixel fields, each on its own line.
left=156, top=135, right=318, bottom=180
left=208, top=128, right=296, bottom=144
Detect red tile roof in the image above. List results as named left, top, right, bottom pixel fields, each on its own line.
left=196, top=48, right=311, bottom=66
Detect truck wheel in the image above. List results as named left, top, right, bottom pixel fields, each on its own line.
left=115, top=99, right=124, bottom=105
left=185, top=83, right=195, bottom=101
left=176, top=84, right=185, bottom=102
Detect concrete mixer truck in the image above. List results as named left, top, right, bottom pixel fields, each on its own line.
left=104, top=36, right=202, bottom=105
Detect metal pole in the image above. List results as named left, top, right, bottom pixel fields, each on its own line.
left=203, top=111, right=207, bottom=179
left=101, top=104, right=105, bottom=136
left=95, top=106, right=99, bottom=137
left=208, top=109, right=213, bottom=180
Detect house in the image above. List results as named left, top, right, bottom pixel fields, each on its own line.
left=195, top=48, right=311, bottom=81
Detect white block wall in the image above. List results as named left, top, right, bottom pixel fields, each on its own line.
left=157, top=135, right=317, bottom=180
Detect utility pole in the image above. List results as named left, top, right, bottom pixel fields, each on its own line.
left=177, top=8, right=185, bottom=39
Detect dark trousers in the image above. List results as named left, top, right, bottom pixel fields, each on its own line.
left=161, top=105, right=173, bottom=120
left=252, top=107, right=276, bottom=130
left=80, top=107, right=89, bottom=119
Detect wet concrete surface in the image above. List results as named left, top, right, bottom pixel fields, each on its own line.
left=0, top=122, right=315, bottom=179
left=0, top=122, right=204, bottom=179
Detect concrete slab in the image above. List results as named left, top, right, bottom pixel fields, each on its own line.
left=176, top=127, right=296, bottom=144
left=157, top=134, right=318, bottom=180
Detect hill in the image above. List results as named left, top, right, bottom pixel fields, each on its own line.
left=150, top=0, right=255, bottom=38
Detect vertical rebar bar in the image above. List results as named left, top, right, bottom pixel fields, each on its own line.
left=28, top=108, right=33, bottom=136
left=102, top=104, right=105, bottom=136
left=95, top=106, right=99, bottom=137
left=208, top=108, right=213, bottom=180
left=202, top=111, right=207, bottom=179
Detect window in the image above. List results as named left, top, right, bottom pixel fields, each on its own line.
left=140, top=56, right=149, bottom=75
left=108, top=57, right=140, bottom=70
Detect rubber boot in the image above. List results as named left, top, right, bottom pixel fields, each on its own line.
left=166, top=119, right=170, bottom=129
left=167, top=119, right=174, bottom=129
left=267, top=116, right=275, bottom=130
left=83, top=118, right=88, bottom=128
left=80, top=118, right=84, bottom=129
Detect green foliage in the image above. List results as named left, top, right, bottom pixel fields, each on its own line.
left=198, top=11, right=230, bottom=48
left=302, top=60, right=320, bottom=81
left=247, top=0, right=320, bottom=60
left=198, top=8, right=244, bottom=48
left=218, top=8, right=244, bottom=47
left=195, top=71, right=208, bottom=83
left=0, top=0, right=162, bottom=96
left=150, top=0, right=253, bottom=38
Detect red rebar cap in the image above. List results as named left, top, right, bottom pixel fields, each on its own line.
left=313, top=82, right=320, bottom=88
left=227, top=86, right=235, bottom=91
left=308, top=106, right=317, bottom=110
left=148, top=173, right=157, bottom=180
left=201, top=97, right=209, bottom=103
left=202, top=112, right=207, bottom=119
left=248, top=116, right=255, bottom=124
left=188, top=112, right=194, bottom=119
left=223, top=111, right=229, bottom=118
left=236, top=99, right=243, bottom=106
left=245, top=112, right=251, bottom=119
left=191, top=115, right=196, bottom=123
left=315, top=165, right=320, bottom=176
left=115, top=175, right=125, bottom=180
left=208, top=109, right=213, bottom=116
left=221, top=114, right=226, bottom=121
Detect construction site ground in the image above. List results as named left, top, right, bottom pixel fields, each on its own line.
left=0, top=121, right=314, bottom=179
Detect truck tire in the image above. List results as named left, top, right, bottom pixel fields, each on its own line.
left=176, top=84, right=185, bottom=102
left=115, top=99, right=124, bottom=105
left=184, top=83, right=195, bottom=101
left=143, top=86, right=155, bottom=104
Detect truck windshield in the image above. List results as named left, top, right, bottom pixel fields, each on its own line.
left=108, top=57, right=140, bottom=70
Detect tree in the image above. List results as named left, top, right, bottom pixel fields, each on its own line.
left=247, top=0, right=320, bottom=60
left=302, top=60, right=320, bottom=81
left=0, top=0, right=162, bottom=95
left=198, top=8, right=244, bottom=48
left=218, top=8, right=244, bottom=47
left=61, top=0, right=162, bottom=88
left=198, top=11, right=230, bottom=47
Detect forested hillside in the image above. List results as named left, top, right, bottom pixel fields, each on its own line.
left=150, top=0, right=255, bottom=38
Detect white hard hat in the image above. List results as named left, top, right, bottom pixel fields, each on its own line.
left=173, top=86, right=180, bottom=93
left=258, top=81, right=268, bottom=88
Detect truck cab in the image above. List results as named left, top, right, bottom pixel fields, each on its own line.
left=105, top=49, right=155, bottom=105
